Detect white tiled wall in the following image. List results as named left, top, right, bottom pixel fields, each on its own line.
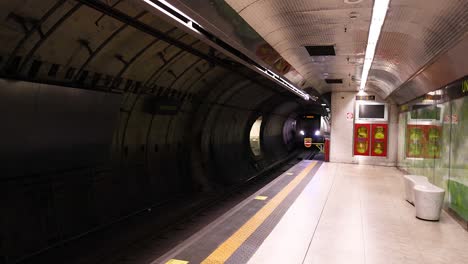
left=330, top=91, right=398, bottom=166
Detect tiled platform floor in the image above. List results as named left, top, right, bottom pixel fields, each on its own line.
left=250, top=163, right=468, bottom=264
left=158, top=162, right=468, bottom=264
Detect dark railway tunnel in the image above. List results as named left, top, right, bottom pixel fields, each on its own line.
left=0, top=1, right=324, bottom=262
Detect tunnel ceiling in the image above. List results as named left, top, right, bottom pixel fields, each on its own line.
left=0, top=0, right=325, bottom=107
left=220, top=0, right=468, bottom=100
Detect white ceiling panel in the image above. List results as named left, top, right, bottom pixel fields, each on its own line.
left=224, top=0, right=468, bottom=97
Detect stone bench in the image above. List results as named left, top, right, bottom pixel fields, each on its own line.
left=414, top=184, right=445, bottom=221
left=403, top=175, right=429, bottom=204
left=403, top=175, right=445, bottom=221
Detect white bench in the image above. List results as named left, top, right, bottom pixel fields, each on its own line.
left=414, top=184, right=445, bottom=221
left=403, top=175, right=445, bottom=221
left=403, top=175, right=429, bottom=204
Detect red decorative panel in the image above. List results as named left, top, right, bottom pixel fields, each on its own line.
left=354, top=123, right=370, bottom=156
left=371, top=124, right=388, bottom=157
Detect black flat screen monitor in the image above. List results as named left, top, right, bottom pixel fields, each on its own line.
left=359, top=104, right=385, bottom=119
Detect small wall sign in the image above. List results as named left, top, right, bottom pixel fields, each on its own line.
left=444, top=114, right=459, bottom=124
left=356, top=95, right=375, bottom=100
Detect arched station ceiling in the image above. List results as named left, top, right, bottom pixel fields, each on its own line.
left=221, top=0, right=468, bottom=101
left=2, top=0, right=464, bottom=105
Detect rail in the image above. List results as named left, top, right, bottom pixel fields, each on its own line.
left=311, top=143, right=324, bottom=153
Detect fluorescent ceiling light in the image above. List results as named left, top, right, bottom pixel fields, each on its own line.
left=142, top=0, right=194, bottom=25
left=258, top=68, right=310, bottom=100
left=321, top=103, right=326, bottom=106
left=359, top=0, right=390, bottom=90
left=427, top=90, right=442, bottom=96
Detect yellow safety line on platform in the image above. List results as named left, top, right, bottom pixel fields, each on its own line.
left=201, top=161, right=317, bottom=264
left=165, top=259, right=189, bottom=264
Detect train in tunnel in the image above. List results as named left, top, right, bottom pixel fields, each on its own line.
left=0, top=0, right=466, bottom=263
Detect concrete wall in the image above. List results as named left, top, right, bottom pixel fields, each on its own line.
left=330, top=92, right=355, bottom=163
left=330, top=91, right=398, bottom=166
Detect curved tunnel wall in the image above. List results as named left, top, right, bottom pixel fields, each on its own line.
left=0, top=74, right=301, bottom=263
left=261, top=101, right=300, bottom=163
left=0, top=1, right=307, bottom=261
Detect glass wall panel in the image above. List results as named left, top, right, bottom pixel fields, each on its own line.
left=398, top=94, right=468, bottom=221
left=448, top=97, right=468, bottom=220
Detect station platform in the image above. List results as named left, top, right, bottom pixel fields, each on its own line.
left=156, top=161, right=468, bottom=264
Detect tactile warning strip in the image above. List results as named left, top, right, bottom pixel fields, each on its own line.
left=201, top=162, right=318, bottom=263
left=225, top=162, right=322, bottom=264
left=162, top=161, right=321, bottom=264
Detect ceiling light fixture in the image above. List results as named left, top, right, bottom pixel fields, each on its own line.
left=255, top=67, right=310, bottom=100
left=141, top=0, right=199, bottom=33
left=359, top=0, right=390, bottom=91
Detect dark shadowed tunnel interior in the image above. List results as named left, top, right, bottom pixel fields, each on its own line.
left=0, top=1, right=326, bottom=262
left=1, top=0, right=467, bottom=263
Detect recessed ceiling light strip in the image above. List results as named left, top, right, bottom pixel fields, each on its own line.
left=141, top=0, right=310, bottom=100
left=359, top=0, right=390, bottom=91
